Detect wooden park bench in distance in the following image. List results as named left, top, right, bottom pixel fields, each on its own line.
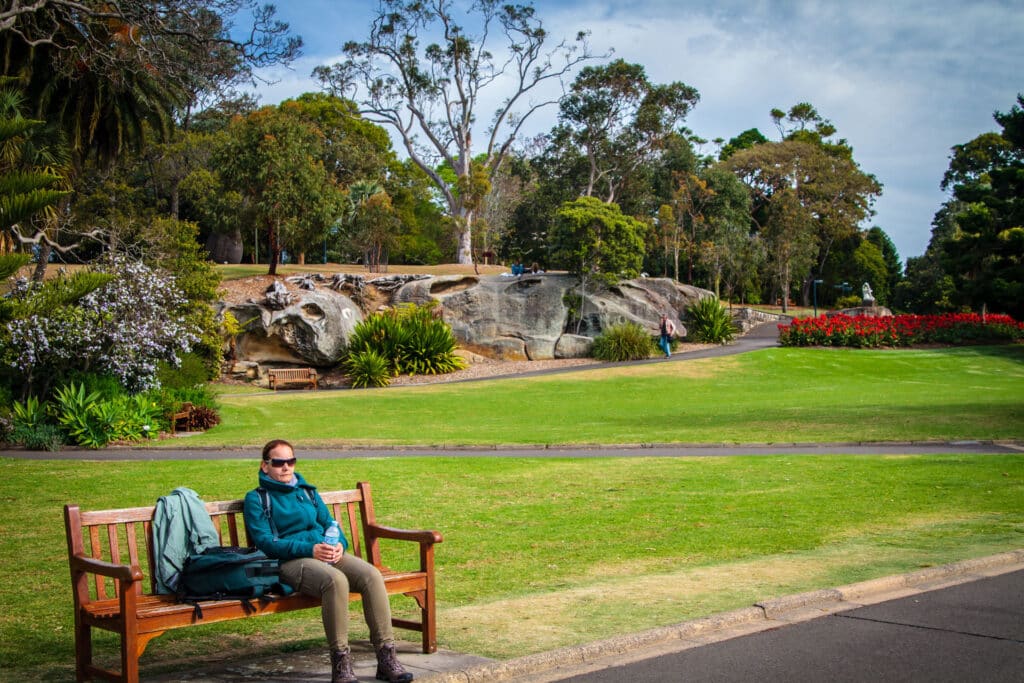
left=63, top=482, right=441, bottom=683
left=267, top=367, right=318, bottom=390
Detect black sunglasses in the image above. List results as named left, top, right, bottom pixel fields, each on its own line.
left=267, top=457, right=297, bottom=468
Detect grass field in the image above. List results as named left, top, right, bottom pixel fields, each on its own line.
left=1, top=454, right=1021, bottom=680
left=3, top=344, right=1022, bottom=680
left=183, top=345, right=1024, bottom=448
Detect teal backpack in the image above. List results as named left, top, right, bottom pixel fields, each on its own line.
left=176, top=545, right=288, bottom=618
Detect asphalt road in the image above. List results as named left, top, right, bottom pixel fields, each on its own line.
left=545, top=568, right=1024, bottom=683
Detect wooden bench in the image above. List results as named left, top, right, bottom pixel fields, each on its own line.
left=64, top=482, right=442, bottom=683
left=267, top=367, right=318, bottom=390
left=170, top=402, right=193, bottom=433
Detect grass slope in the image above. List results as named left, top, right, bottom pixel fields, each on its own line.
left=186, top=346, right=1024, bottom=447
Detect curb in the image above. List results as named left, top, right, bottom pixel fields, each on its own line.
left=420, top=549, right=1024, bottom=683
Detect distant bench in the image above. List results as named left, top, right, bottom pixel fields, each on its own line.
left=267, top=367, right=318, bottom=390
left=64, top=482, right=442, bottom=683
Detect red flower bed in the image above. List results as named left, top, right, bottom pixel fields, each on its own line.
left=778, top=313, right=1024, bottom=348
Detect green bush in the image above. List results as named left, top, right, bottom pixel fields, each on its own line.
left=157, top=353, right=214, bottom=390
left=685, top=297, right=737, bottom=344
left=10, top=422, right=64, bottom=451
left=396, top=304, right=467, bottom=375
left=53, top=383, right=161, bottom=448
left=345, top=349, right=393, bottom=388
left=346, top=311, right=407, bottom=376
left=12, top=396, right=48, bottom=431
left=591, top=322, right=657, bottom=361
left=344, top=303, right=466, bottom=384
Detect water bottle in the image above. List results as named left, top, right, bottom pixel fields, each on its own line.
left=323, top=521, right=341, bottom=563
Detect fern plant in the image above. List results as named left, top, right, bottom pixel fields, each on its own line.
left=685, top=296, right=737, bottom=344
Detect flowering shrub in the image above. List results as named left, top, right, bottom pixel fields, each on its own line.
left=778, top=313, right=1024, bottom=348
left=5, top=255, right=199, bottom=395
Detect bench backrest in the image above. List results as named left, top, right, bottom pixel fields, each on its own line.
left=65, top=486, right=376, bottom=604
left=269, top=368, right=314, bottom=378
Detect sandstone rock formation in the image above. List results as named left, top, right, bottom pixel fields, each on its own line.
left=394, top=273, right=712, bottom=360
left=219, top=287, right=362, bottom=366
left=220, top=273, right=714, bottom=366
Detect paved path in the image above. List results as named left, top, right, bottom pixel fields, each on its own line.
left=3, top=440, right=1021, bottom=461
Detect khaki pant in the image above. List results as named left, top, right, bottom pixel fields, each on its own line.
left=280, top=553, right=394, bottom=651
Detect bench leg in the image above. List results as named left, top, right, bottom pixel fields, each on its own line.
left=74, top=619, right=92, bottom=682
left=121, top=628, right=140, bottom=683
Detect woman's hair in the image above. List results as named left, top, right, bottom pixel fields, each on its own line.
left=261, top=439, right=294, bottom=461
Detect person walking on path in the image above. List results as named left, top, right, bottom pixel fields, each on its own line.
left=243, top=439, right=414, bottom=683
left=659, top=314, right=677, bottom=358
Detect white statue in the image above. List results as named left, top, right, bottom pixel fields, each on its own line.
left=862, top=282, right=875, bottom=304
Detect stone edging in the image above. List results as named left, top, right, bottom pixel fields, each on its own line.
left=419, top=549, right=1024, bottom=683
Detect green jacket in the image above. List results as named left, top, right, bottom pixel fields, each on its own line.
left=152, top=487, right=220, bottom=594
left=243, top=470, right=348, bottom=561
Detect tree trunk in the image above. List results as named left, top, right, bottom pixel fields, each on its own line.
left=32, top=242, right=51, bottom=282
left=456, top=212, right=473, bottom=265
left=268, top=219, right=280, bottom=276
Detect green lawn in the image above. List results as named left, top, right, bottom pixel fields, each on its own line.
left=5, top=345, right=1023, bottom=680
left=186, top=345, right=1024, bottom=447
left=2, top=454, right=1022, bottom=679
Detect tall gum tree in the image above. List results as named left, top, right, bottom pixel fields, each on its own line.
left=314, top=0, right=597, bottom=265
left=552, top=59, right=699, bottom=204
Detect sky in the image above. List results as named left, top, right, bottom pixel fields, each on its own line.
left=243, top=0, right=1024, bottom=265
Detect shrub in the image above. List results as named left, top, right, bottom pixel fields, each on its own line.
left=188, top=405, right=221, bottom=431
left=395, top=304, right=467, bottom=375
left=5, top=255, right=201, bottom=396
left=344, top=302, right=466, bottom=383
left=53, top=383, right=118, bottom=449
left=591, top=322, right=657, bottom=362
left=345, top=349, right=393, bottom=388
left=12, top=395, right=48, bottom=431
left=53, top=382, right=161, bottom=448
left=346, top=311, right=406, bottom=376
left=685, top=297, right=737, bottom=344
left=10, top=422, right=64, bottom=451
left=157, top=353, right=213, bottom=391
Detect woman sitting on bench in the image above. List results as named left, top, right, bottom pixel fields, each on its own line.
left=243, top=439, right=414, bottom=683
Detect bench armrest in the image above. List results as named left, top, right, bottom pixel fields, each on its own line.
left=70, top=554, right=144, bottom=583
left=366, top=523, right=443, bottom=546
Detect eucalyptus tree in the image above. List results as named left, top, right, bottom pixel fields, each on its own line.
left=551, top=59, right=699, bottom=204
left=314, top=0, right=597, bottom=265
left=723, top=134, right=881, bottom=310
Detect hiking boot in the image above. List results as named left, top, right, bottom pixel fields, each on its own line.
left=330, top=647, right=358, bottom=683
left=375, top=643, right=414, bottom=682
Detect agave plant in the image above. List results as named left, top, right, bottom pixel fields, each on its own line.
left=685, top=296, right=737, bottom=344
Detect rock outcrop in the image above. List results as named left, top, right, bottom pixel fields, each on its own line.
left=395, top=273, right=712, bottom=360
left=220, top=286, right=362, bottom=366
left=219, top=273, right=715, bottom=366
